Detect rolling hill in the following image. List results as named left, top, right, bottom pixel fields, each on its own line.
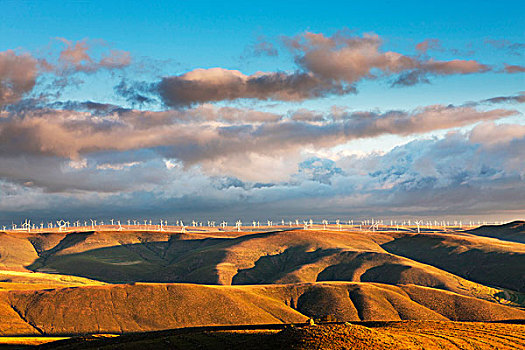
left=1, top=282, right=525, bottom=336
left=0, top=223, right=524, bottom=345
left=467, top=220, right=525, bottom=243
left=35, top=322, right=525, bottom=350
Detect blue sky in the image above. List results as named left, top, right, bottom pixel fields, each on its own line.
left=0, top=1, right=524, bottom=225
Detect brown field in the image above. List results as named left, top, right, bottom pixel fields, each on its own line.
left=0, top=222, right=523, bottom=348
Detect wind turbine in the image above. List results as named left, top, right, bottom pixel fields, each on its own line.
left=414, top=220, right=422, bottom=234
left=236, top=220, right=242, bottom=232
left=56, top=220, right=67, bottom=232
left=22, top=219, right=31, bottom=232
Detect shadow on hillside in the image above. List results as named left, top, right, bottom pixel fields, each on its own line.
left=25, top=229, right=309, bottom=284
left=232, top=246, right=341, bottom=284
left=381, top=234, right=525, bottom=293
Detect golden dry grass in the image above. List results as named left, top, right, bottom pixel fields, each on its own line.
left=23, top=322, right=525, bottom=350
left=0, top=225, right=523, bottom=341
left=0, top=282, right=523, bottom=336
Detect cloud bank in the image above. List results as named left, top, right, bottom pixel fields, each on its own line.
left=153, top=31, right=495, bottom=107
left=0, top=29, right=523, bottom=223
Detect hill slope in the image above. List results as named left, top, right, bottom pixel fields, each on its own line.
left=382, top=231, right=525, bottom=292
left=1, top=282, right=524, bottom=336
left=467, top=220, right=525, bottom=243
left=36, top=322, right=525, bottom=350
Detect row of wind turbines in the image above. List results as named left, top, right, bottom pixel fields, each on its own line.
left=1, top=218, right=503, bottom=234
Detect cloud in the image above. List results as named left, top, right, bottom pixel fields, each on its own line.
left=0, top=102, right=517, bottom=178
left=284, top=31, right=416, bottom=83
left=390, top=70, right=430, bottom=86
left=1, top=32, right=523, bottom=223
left=0, top=39, right=133, bottom=110
left=503, top=63, right=525, bottom=73
left=114, top=80, right=156, bottom=107
left=416, top=39, right=442, bottom=53
left=56, top=38, right=131, bottom=73
left=285, top=31, right=489, bottom=87
left=485, top=38, right=525, bottom=56
left=469, top=121, right=525, bottom=146
left=0, top=50, right=39, bottom=107
left=296, top=157, right=344, bottom=184
left=146, top=31, right=494, bottom=107
left=1, top=122, right=524, bottom=224
left=479, top=92, right=525, bottom=104
left=392, top=60, right=489, bottom=86
left=96, top=161, right=141, bottom=170
left=243, top=36, right=279, bottom=57
left=157, top=68, right=354, bottom=108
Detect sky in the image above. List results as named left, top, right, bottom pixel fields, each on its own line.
left=0, top=1, right=524, bottom=225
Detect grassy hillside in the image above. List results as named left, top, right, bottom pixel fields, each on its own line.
left=9, top=229, right=518, bottom=306
left=382, top=231, right=525, bottom=292
left=467, top=220, right=525, bottom=243
left=0, top=225, right=524, bottom=343
left=26, top=321, right=525, bottom=350
left=1, top=282, right=524, bottom=336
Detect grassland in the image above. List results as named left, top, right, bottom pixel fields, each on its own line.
left=0, top=222, right=523, bottom=348
left=20, top=321, right=525, bottom=350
